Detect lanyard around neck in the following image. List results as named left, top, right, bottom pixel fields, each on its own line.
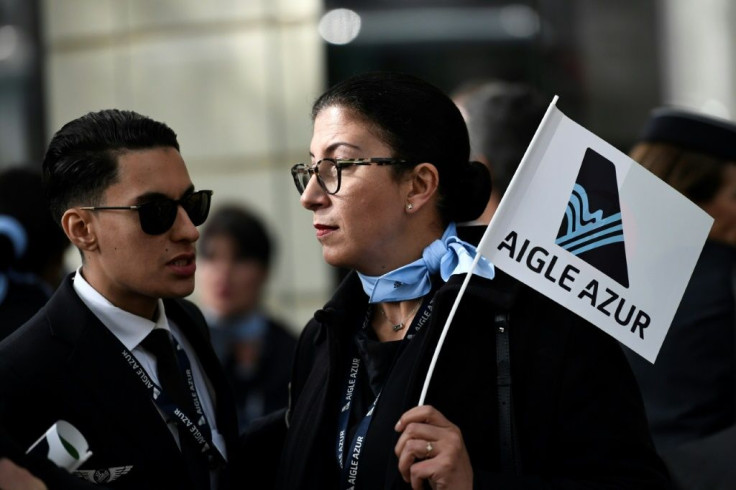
left=336, top=295, right=434, bottom=489
left=120, top=336, right=225, bottom=467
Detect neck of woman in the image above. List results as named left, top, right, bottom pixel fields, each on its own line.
left=371, top=298, right=423, bottom=342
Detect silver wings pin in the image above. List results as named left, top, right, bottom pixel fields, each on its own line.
left=75, top=466, right=133, bottom=484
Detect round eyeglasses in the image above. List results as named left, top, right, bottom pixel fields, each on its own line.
left=290, top=158, right=411, bottom=195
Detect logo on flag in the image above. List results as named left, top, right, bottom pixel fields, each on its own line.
left=556, top=148, right=629, bottom=287
left=473, top=97, right=713, bottom=363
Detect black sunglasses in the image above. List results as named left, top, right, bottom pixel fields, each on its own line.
left=80, top=190, right=214, bottom=235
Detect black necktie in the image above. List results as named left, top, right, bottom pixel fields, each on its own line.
left=142, top=329, right=194, bottom=414
left=141, top=328, right=211, bottom=490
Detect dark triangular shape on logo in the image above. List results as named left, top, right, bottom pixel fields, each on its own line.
left=556, top=148, right=629, bottom=288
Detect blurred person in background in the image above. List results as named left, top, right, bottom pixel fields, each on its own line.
left=197, top=204, right=296, bottom=433
left=452, top=80, right=548, bottom=225
left=624, top=108, right=736, bottom=489
left=0, top=167, right=71, bottom=339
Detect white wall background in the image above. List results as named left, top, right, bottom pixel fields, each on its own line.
left=43, top=0, right=331, bottom=334
left=660, top=0, right=736, bottom=119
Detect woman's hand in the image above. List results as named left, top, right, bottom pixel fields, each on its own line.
left=394, top=405, right=473, bottom=490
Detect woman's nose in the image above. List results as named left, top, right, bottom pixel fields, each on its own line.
left=299, top=173, right=329, bottom=210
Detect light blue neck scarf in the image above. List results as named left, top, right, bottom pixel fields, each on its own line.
left=358, top=223, right=495, bottom=303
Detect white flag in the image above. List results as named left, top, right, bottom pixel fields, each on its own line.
left=27, top=420, right=93, bottom=472
left=476, top=97, right=713, bottom=363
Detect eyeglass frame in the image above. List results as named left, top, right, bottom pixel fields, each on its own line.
left=290, top=157, right=413, bottom=195
left=79, top=189, right=214, bottom=235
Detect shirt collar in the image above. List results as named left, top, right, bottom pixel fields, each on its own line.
left=72, top=267, right=170, bottom=351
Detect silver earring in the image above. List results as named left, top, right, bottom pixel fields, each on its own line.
left=406, top=202, right=414, bottom=211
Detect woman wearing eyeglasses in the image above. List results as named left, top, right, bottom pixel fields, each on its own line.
left=274, top=73, right=669, bottom=490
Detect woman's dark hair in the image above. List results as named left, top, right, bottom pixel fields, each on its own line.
left=42, top=109, right=180, bottom=224
left=200, top=205, right=274, bottom=268
left=312, top=72, right=491, bottom=223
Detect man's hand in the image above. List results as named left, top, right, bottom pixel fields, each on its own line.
left=0, top=458, right=47, bottom=490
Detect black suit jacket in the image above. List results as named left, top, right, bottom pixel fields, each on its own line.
left=0, top=274, right=239, bottom=489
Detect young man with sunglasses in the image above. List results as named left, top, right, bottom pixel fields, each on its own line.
left=0, top=110, right=238, bottom=490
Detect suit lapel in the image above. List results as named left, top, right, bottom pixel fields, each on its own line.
left=47, top=277, right=234, bottom=448
left=48, top=277, right=168, bottom=419
left=43, top=277, right=184, bottom=469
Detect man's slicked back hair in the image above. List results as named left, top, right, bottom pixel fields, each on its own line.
left=42, top=109, right=180, bottom=224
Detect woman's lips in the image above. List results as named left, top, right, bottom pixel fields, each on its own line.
left=314, top=224, right=337, bottom=238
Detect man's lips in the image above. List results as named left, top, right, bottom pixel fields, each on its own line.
left=167, top=253, right=196, bottom=275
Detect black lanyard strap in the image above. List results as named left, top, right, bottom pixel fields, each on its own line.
left=121, top=338, right=224, bottom=467
left=336, top=296, right=434, bottom=490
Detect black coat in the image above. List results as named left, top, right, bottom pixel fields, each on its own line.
left=276, top=266, right=670, bottom=489
left=0, top=274, right=239, bottom=489
left=0, top=278, right=50, bottom=341
left=626, top=240, right=736, bottom=446
left=625, top=240, right=736, bottom=489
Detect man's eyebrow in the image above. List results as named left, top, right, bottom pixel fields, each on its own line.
left=134, top=185, right=195, bottom=204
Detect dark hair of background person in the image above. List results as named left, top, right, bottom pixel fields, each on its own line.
left=0, top=167, right=69, bottom=278
left=199, top=205, right=273, bottom=269
left=42, top=109, right=180, bottom=226
left=311, top=71, right=491, bottom=225
left=458, top=80, right=548, bottom=198
left=0, top=167, right=71, bottom=339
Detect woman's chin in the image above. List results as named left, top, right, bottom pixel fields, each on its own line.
left=322, top=250, right=350, bottom=270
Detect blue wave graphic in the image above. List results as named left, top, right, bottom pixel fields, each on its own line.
left=556, top=184, right=624, bottom=256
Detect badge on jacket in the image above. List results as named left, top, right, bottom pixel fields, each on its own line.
left=75, top=466, right=133, bottom=484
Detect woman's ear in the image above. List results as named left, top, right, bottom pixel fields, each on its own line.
left=61, top=208, right=98, bottom=251
left=405, top=163, right=439, bottom=213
